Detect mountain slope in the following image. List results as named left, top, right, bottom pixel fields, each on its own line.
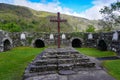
left=0, top=3, right=99, bottom=32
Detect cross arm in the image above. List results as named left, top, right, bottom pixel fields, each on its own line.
left=50, top=19, right=67, bottom=22
left=60, top=19, right=67, bottom=22
left=50, top=19, right=58, bottom=22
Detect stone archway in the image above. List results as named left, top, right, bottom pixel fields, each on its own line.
left=34, top=39, right=45, bottom=48
left=98, top=40, right=107, bottom=51
left=3, top=39, right=11, bottom=51
left=71, top=38, right=82, bottom=48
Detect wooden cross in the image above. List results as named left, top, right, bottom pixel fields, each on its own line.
left=50, top=12, right=67, bottom=48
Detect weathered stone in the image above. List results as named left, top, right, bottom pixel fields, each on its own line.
left=23, top=47, right=116, bottom=80
left=0, top=30, right=12, bottom=52
left=112, top=31, right=118, bottom=41
left=1, top=30, right=120, bottom=56
left=23, top=47, right=96, bottom=80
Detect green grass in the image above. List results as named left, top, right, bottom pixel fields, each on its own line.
left=76, top=47, right=120, bottom=80
left=103, top=60, right=120, bottom=80
left=0, top=47, right=45, bottom=80
left=76, top=48, right=116, bottom=57
left=0, top=47, right=119, bottom=80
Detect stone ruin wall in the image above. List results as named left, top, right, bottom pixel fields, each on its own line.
left=0, top=30, right=12, bottom=52
left=1, top=30, right=120, bottom=56
left=85, top=31, right=120, bottom=56
left=8, top=32, right=84, bottom=48
left=0, top=31, right=80, bottom=52
left=9, top=32, right=77, bottom=47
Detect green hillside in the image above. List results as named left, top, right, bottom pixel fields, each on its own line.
left=0, top=3, right=99, bottom=32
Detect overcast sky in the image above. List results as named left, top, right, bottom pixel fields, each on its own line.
left=0, top=0, right=119, bottom=20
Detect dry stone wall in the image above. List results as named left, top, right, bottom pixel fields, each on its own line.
left=1, top=30, right=120, bottom=56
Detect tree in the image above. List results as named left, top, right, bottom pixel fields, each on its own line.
left=99, top=1, right=120, bottom=31
left=85, top=25, right=95, bottom=32
left=98, top=19, right=113, bottom=32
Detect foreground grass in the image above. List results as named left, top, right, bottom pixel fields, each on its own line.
left=0, top=47, right=45, bottom=80
left=76, top=48, right=116, bottom=57
left=103, top=60, right=120, bottom=80
left=0, top=47, right=119, bottom=80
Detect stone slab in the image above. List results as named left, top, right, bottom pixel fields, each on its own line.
left=25, top=70, right=115, bottom=80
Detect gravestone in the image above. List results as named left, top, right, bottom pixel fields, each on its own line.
left=88, top=33, right=93, bottom=40
left=49, top=34, right=54, bottom=45
left=112, top=31, right=118, bottom=41
left=86, top=33, right=96, bottom=47
left=20, top=33, right=26, bottom=40
left=49, top=34, right=54, bottom=40
left=20, top=33, right=26, bottom=46
left=61, top=34, right=66, bottom=45
left=62, top=34, right=66, bottom=39
left=111, top=31, right=119, bottom=52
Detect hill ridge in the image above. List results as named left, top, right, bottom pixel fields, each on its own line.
left=0, top=3, right=99, bottom=32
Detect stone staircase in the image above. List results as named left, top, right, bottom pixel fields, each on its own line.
left=23, top=47, right=95, bottom=80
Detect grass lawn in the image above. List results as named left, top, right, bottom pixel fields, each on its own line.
left=103, top=60, right=120, bottom=80
left=0, top=47, right=119, bottom=80
left=76, top=48, right=116, bottom=57
left=0, top=47, right=45, bottom=80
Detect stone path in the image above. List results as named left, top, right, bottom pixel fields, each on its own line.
left=25, top=70, right=115, bottom=80
left=97, top=56, right=120, bottom=60
left=23, top=47, right=115, bottom=80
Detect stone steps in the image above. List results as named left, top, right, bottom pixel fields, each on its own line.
left=30, top=64, right=57, bottom=73
left=58, top=63, right=73, bottom=70
left=23, top=47, right=95, bottom=79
